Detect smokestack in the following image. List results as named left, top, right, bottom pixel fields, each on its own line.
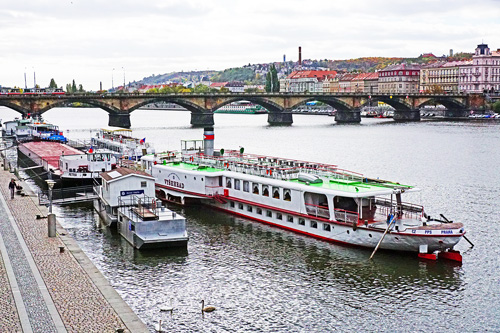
left=203, top=127, right=214, bottom=156
left=298, top=46, right=302, bottom=66
left=100, top=81, right=102, bottom=91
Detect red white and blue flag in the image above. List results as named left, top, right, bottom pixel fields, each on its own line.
left=88, top=146, right=93, bottom=153
left=140, top=138, right=146, bottom=144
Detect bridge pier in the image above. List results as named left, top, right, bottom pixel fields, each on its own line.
left=268, top=111, right=293, bottom=126
left=335, top=110, right=361, bottom=123
left=442, top=108, right=469, bottom=119
left=190, top=112, right=214, bottom=127
left=393, top=109, right=420, bottom=122
left=108, top=113, right=131, bottom=128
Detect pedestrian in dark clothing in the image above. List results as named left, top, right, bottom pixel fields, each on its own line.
left=8, top=179, right=16, bottom=199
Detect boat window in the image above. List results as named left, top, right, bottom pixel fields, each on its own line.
left=243, top=181, right=249, bottom=192
left=323, top=224, right=331, bottom=232
left=141, top=181, right=147, bottom=188
left=230, top=201, right=235, bottom=208
left=235, top=179, right=241, bottom=190
left=247, top=206, right=252, bottom=212
left=333, top=196, right=357, bottom=213
left=287, top=215, right=294, bottom=223
left=277, top=213, right=282, bottom=220
left=262, top=186, right=269, bottom=197
left=253, top=184, right=259, bottom=194
left=266, top=210, right=272, bottom=217
left=283, top=189, right=291, bottom=201
left=226, top=178, right=232, bottom=188
left=272, top=187, right=280, bottom=199
left=310, top=221, right=318, bottom=229
left=257, top=208, right=262, bottom=215
left=298, top=218, right=305, bottom=226
left=238, top=203, right=243, bottom=209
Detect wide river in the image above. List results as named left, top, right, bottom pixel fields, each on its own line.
left=1, top=107, right=499, bottom=332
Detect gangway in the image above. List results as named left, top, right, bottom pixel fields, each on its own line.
left=38, top=185, right=97, bottom=205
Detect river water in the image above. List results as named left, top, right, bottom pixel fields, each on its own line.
left=1, top=107, right=499, bottom=332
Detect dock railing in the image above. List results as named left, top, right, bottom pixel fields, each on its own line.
left=38, top=185, right=96, bottom=205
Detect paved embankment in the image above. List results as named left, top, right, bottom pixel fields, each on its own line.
left=0, top=166, right=148, bottom=332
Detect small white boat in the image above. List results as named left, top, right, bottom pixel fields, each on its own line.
left=60, top=149, right=118, bottom=185
left=91, top=129, right=155, bottom=160
left=117, top=194, right=188, bottom=249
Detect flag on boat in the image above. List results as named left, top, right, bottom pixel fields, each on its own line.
left=88, top=146, right=93, bottom=153
left=140, top=138, right=146, bottom=144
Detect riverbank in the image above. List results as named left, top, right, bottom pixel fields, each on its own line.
left=0, top=164, right=147, bottom=332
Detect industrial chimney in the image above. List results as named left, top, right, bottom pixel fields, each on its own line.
left=298, top=46, right=302, bottom=67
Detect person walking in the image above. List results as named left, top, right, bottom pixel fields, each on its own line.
left=8, top=179, right=16, bottom=199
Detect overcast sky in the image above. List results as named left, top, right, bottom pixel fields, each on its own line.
left=1, top=0, right=499, bottom=91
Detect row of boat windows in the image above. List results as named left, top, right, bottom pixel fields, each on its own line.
left=226, top=178, right=291, bottom=201
left=229, top=201, right=334, bottom=231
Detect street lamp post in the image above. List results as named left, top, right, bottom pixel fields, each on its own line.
left=112, top=68, right=115, bottom=91
left=46, top=179, right=56, bottom=237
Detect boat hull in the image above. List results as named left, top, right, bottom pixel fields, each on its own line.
left=93, top=198, right=118, bottom=228
left=158, top=188, right=462, bottom=253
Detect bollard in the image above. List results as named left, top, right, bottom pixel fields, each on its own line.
left=48, top=213, right=56, bottom=237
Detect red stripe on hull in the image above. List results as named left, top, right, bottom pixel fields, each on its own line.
left=157, top=185, right=465, bottom=239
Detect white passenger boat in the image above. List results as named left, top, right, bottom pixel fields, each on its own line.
left=94, top=167, right=188, bottom=249
left=91, top=129, right=155, bottom=160
left=59, top=149, right=118, bottom=184
left=140, top=129, right=465, bottom=261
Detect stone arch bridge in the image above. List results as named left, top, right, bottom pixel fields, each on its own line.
left=0, top=93, right=485, bottom=128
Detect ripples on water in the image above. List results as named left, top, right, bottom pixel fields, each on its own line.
left=1, top=107, right=499, bottom=332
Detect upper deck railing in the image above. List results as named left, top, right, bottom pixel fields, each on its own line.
left=176, top=150, right=364, bottom=182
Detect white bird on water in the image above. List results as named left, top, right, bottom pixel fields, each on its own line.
left=160, top=298, right=174, bottom=312
left=201, top=299, right=216, bottom=313
left=155, top=319, right=162, bottom=332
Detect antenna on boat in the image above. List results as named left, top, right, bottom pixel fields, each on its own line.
left=440, top=214, right=474, bottom=248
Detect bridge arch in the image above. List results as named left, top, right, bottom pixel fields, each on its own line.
left=287, top=96, right=354, bottom=111
left=210, top=96, right=283, bottom=113
left=363, top=96, right=412, bottom=110
left=125, top=97, right=207, bottom=114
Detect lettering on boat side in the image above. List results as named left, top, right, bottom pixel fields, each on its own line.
left=412, top=229, right=416, bottom=233
left=165, top=173, right=185, bottom=189
left=425, top=230, right=432, bottom=234
left=441, top=230, right=453, bottom=234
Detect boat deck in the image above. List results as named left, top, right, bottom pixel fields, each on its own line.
left=161, top=160, right=412, bottom=194
left=21, top=141, right=83, bottom=170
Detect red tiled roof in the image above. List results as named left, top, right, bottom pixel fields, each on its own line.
left=287, top=70, right=337, bottom=79
left=210, top=82, right=228, bottom=87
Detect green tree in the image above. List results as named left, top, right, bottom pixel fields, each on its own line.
left=265, top=65, right=280, bottom=92
left=49, top=78, right=58, bottom=89
left=271, top=65, right=280, bottom=92
left=78, top=84, right=84, bottom=92
left=71, top=80, right=77, bottom=93
left=193, top=84, right=210, bottom=93
left=66, top=83, right=72, bottom=93
left=265, top=71, right=272, bottom=92
left=493, top=101, right=500, bottom=113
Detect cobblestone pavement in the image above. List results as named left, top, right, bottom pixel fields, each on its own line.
left=0, top=241, right=22, bottom=332
left=0, top=166, right=146, bottom=332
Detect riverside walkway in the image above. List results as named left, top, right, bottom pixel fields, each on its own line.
left=0, top=168, right=148, bottom=332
